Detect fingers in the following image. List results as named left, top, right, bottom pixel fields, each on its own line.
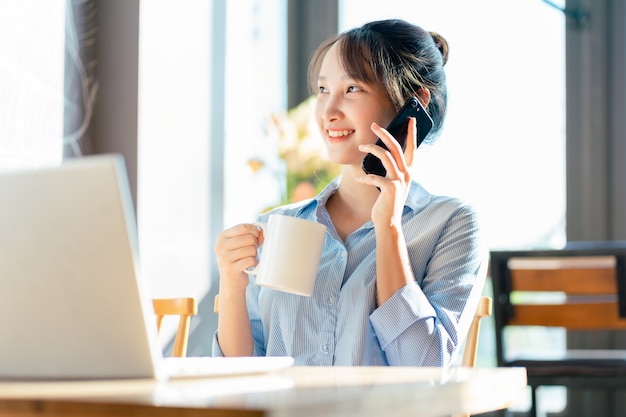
left=215, top=223, right=263, bottom=278
left=217, top=223, right=261, bottom=245
left=362, top=120, right=416, bottom=179
left=357, top=120, right=416, bottom=195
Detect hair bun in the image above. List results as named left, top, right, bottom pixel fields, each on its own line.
left=429, top=32, right=449, bottom=66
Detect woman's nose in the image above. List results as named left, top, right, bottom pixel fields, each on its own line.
left=321, top=96, right=343, bottom=122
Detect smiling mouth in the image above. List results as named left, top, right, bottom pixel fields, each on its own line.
left=327, top=129, right=354, bottom=138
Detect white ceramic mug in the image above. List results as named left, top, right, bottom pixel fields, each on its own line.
left=243, top=214, right=327, bottom=296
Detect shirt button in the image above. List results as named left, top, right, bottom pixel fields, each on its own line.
left=328, top=295, right=336, bottom=305
left=340, top=250, right=347, bottom=260
left=320, top=344, right=330, bottom=354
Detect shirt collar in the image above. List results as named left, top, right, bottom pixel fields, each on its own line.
left=283, top=176, right=432, bottom=219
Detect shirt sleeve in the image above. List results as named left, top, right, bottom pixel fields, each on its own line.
left=211, top=332, right=225, bottom=357
left=246, top=280, right=268, bottom=356
left=369, top=202, right=487, bottom=367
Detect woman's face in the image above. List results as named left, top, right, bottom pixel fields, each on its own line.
left=314, top=43, right=396, bottom=168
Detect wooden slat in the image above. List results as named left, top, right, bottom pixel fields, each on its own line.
left=510, top=268, right=617, bottom=294
left=508, top=256, right=617, bottom=294
left=462, top=296, right=492, bottom=368
left=152, top=298, right=198, bottom=357
left=509, top=303, right=626, bottom=330
left=152, top=297, right=197, bottom=316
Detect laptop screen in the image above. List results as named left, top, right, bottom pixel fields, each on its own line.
left=0, top=155, right=162, bottom=380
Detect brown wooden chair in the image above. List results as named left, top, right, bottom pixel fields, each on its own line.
left=462, top=296, right=493, bottom=368
left=491, top=247, right=626, bottom=417
left=452, top=296, right=493, bottom=417
left=214, top=294, right=220, bottom=313
left=152, top=297, right=198, bottom=357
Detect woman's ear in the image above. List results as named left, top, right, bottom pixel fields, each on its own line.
left=416, top=88, right=431, bottom=108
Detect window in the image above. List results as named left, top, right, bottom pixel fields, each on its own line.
left=137, top=0, right=287, bottom=351
left=222, top=1, right=287, bottom=226
left=0, top=1, right=65, bottom=170
left=137, top=1, right=212, bottom=346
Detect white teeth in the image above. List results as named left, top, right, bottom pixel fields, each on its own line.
left=328, top=130, right=352, bottom=138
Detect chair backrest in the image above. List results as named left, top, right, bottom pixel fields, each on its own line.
left=462, top=296, right=493, bottom=368
left=506, top=256, right=626, bottom=329
left=214, top=294, right=220, bottom=313
left=152, top=297, right=198, bottom=357
left=452, top=296, right=492, bottom=417
left=491, top=248, right=626, bottom=365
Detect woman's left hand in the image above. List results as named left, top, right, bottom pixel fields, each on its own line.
left=357, top=117, right=417, bottom=227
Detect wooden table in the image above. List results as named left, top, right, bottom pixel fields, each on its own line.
left=0, top=366, right=527, bottom=417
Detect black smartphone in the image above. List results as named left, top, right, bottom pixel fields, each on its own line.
left=361, top=96, right=433, bottom=177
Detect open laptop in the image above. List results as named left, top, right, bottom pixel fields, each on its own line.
left=0, top=154, right=293, bottom=380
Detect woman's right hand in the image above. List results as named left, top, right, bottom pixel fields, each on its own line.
left=215, top=223, right=262, bottom=356
left=214, top=223, right=264, bottom=294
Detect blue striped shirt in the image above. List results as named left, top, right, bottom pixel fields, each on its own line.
left=213, top=177, right=488, bottom=367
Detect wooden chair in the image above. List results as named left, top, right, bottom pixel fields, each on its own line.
left=490, top=247, right=626, bottom=417
left=152, top=297, right=198, bottom=357
left=462, top=296, right=493, bottom=368
left=452, top=296, right=493, bottom=417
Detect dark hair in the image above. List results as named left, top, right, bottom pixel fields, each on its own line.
left=308, top=19, right=449, bottom=143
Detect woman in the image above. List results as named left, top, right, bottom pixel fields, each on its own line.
left=213, top=19, right=487, bottom=367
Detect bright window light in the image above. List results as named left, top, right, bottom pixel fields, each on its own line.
left=0, top=1, right=65, bottom=170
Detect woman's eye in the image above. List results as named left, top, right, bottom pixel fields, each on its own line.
left=347, top=85, right=361, bottom=93
left=318, top=86, right=328, bottom=94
